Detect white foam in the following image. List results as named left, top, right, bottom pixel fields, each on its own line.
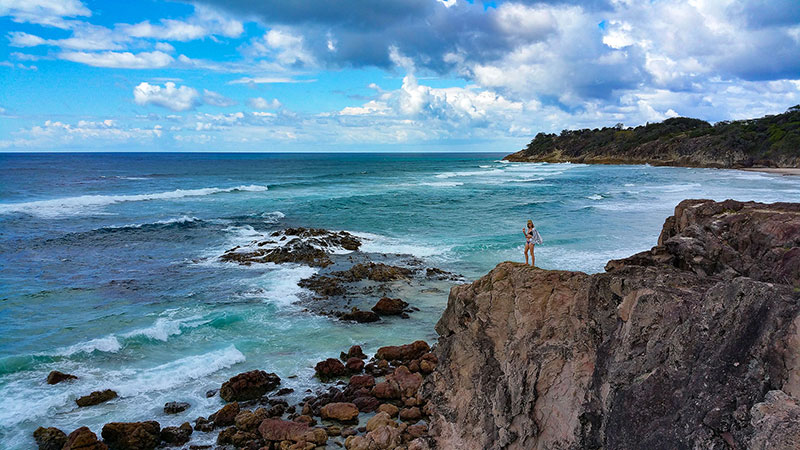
left=587, top=194, right=603, bottom=200
left=121, top=316, right=208, bottom=342
left=114, top=345, right=245, bottom=396
left=435, top=169, right=504, bottom=179
left=419, top=181, right=464, bottom=187
left=0, top=185, right=269, bottom=218
left=353, top=231, right=450, bottom=258
left=261, top=211, right=285, bottom=223
left=257, top=265, right=319, bottom=306
left=54, top=335, right=122, bottom=356
left=109, top=215, right=202, bottom=230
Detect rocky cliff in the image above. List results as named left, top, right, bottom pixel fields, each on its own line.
left=425, top=199, right=800, bottom=449
left=504, top=107, right=800, bottom=168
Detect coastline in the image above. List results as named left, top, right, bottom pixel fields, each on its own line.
left=740, top=167, right=800, bottom=176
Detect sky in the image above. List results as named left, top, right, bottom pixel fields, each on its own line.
left=0, top=0, right=799, bottom=152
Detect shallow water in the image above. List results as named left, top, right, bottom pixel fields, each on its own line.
left=1, top=152, right=799, bottom=448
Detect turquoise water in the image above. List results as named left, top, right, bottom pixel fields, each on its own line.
left=1, top=152, right=799, bottom=448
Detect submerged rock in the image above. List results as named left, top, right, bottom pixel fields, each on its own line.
left=46, top=370, right=77, bottom=385
left=163, top=401, right=190, bottom=414
left=219, top=369, right=280, bottom=402
left=425, top=199, right=800, bottom=449
left=315, top=358, right=347, bottom=381
left=375, top=341, right=430, bottom=362
left=339, top=308, right=380, bottom=323
left=75, top=389, right=117, bottom=407
left=100, top=421, right=160, bottom=450
left=220, top=228, right=361, bottom=268
left=160, top=422, right=192, bottom=446
left=33, top=426, right=67, bottom=450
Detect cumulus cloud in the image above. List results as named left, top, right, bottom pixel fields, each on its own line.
left=134, top=82, right=201, bottom=111
left=0, top=0, right=90, bottom=28
left=248, top=97, right=281, bottom=109
left=0, top=119, right=163, bottom=149
left=61, top=50, right=173, bottom=68
left=203, top=89, right=237, bottom=107
left=117, top=4, right=243, bottom=41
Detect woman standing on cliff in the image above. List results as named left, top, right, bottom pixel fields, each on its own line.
left=523, top=219, right=543, bottom=266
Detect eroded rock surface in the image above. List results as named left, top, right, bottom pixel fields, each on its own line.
left=426, top=199, right=800, bottom=450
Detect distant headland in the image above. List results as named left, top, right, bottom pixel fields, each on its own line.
left=505, top=105, right=800, bottom=171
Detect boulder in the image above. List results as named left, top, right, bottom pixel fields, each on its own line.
left=388, top=366, right=422, bottom=398
left=348, top=374, right=375, bottom=390
left=352, top=395, right=380, bottom=413
left=372, top=381, right=400, bottom=400
left=163, top=401, right=190, bottom=414
left=75, top=389, right=117, bottom=407
left=235, top=408, right=269, bottom=431
left=340, top=309, right=380, bottom=323
left=219, top=369, right=280, bottom=402
left=46, top=370, right=77, bottom=385
left=33, top=426, right=67, bottom=450
left=378, top=403, right=399, bottom=418
left=63, top=427, right=107, bottom=450
left=749, top=390, right=800, bottom=449
left=345, top=357, right=364, bottom=372
left=341, top=345, right=367, bottom=360
left=371, top=297, right=408, bottom=316
left=160, top=422, right=192, bottom=446
left=320, top=402, right=360, bottom=422
left=258, top=419, right=327, bottom=445
left=399, top=407, right=422, bottom=422
left=210, top=402, right=239, bottom=427
left=375, top=341, right=429, bottom=362
left=365, top=412, right=397, bottom=432
left=315, top=358, right=347, bottom=381
left=100, top=421, right=160, bottom=450
left=345, top=425, right=402, bottom=450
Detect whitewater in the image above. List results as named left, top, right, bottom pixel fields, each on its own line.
left=1, top=152, right=799, bottom=449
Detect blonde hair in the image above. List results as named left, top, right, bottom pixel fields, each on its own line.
left=527, top=220, right=533, bottom=227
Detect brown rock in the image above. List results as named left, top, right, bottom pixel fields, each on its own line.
left=406, top=423, right=428, bottom=439
left=399, top=407, right=422, bottom=422
left=426, top=200, right=800, bottom=450
left=100, top=421, right=160, bottom=450
left=378, top=403, right=399, bottom=418
left=408, top=437, right=431, bottom=450
left=388, top=366, right=422, bottom=398
left=345, top=357, right=365, bottom=372
left=341, top=345, right=367, bottom=360
left=160, top=422, right=192, bottom=446
left=371, top=381, right=400, bottom=400
left=219, top=370, right=280, bottom=402
left=235, top=408, right=268, bottom=431
left=258, top=419, right=327, bottom=445
left=340, top=308, right=380, bottom=323
left=365, top=412, right=397, bottom=432
left=348, top=374, right=375, bottom=389
left=294, top=414, right=315, bottom=426
left=163, top=401, right=190, bottom=414
left=375, top=341, right=429, bottom=362
left=46, top=370, right=77, bottom=385
left=371, top=297, right=408, bottom=316
left=352, top=395, right=380, bottom=413
left=320, top=402, right=360, bottom=422
left=316, top=358, right=347, bottom=381
left=63, top=427, right=107, bottom=450
left=749, top=390, right=800, bottom=450
left=33, top=426, right=67, bottom=450
left=210, top=402, right=240, bottom=427
left=75, top=389, right=117, bottom=407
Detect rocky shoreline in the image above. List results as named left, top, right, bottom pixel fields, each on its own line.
left=32, top=199, right=800, bottom=449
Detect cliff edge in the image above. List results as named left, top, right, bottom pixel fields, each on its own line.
left=504, top=107, right=800, bottom=168
left=425, top=199, right=800, bottom=449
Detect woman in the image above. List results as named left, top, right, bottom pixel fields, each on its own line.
left=523, top=219, right=543, bottom=266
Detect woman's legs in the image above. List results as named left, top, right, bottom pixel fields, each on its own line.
left=530, top=244, right=535, bottom=267
left=524, top=243, right=530, bottom=265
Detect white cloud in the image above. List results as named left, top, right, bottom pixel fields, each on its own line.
left=61, top=50, right=173, bottom=68
left=155, top=42, right=175, bottom=52
left=134, top=82, right=200, bottom=111
left=117, top=5, right=242, bottom=41
left=0, top=0, right=90, bottom=28
left=243, top=29, right=316, bottom=67
left=203, top=89, right=237, bottom=107
left=0, top=119, right=162, bottom=149
left=229, top=76, right=315, bottom=84
left=248, top=97, right=281, bottom=109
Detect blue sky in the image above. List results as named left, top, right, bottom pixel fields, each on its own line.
left=1, top=0, right=799, bottom=152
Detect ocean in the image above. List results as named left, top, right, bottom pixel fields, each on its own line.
left=1, top=152, right=799, bottom=448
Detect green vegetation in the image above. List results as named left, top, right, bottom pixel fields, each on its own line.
left=514, top=106, right=800, bottom=167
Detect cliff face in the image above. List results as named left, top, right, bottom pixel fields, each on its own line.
left=425, top=199, right=800, bottom=449
left=503, top=108, right=800, bottom=168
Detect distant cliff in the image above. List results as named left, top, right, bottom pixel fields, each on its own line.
left=504, top=106, right=800, bottom=168
left=424, top=199, right=800, bottom=449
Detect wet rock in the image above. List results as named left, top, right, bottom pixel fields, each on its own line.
left=375, top=341, right=429, bottom=362
left=388, top=366, right=423, bottom=398
left=378, top=403, right=399, bottom=418
left=205, top=389, right=218, bottom=398
left=275, top=387, right=294, bottom=396
left=75, top=389, right=117, bottom=407
left=235, top=408, right=269, bottom=432
left=365, top=412, right=397, bottom=432
left=345, top=357, right=364, bottom=372
left=193, top=416, right=213, bottom=432
left=371, top=297, right=408, bottom=316
left=210, top=402, right=240, bottom=427
left=345, top=425, right=402, bottom=450
left=348, top=374, right=375, bottom=390
left=320, top=402, right=360, bottom=422
left=219, top=370, right=280, bottom=402
left=341, top=345, right=367, bottom=361
left=352, top=395, right=380, bottom=413
left=160, top=422, right=192, bottom=446
left=164, top=401, right=190, bottom=414
left=33, top=426, right=67, bottom=450
left=315, top=358, right=347, bottom=381
left=221, top=228, right=360, bottom=268
left=298, top=275, right=345, bottom=297
left=101, top=421, right=160, bottom=450
left=372, top=381, right=400, bottom=400
left=46, top=370, right=77, bottom=385
left=63, top=427, right=107, bottom=450
left=217, top=428, right=261, bottom=448
left=339, top=308, right=380, bottom=323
